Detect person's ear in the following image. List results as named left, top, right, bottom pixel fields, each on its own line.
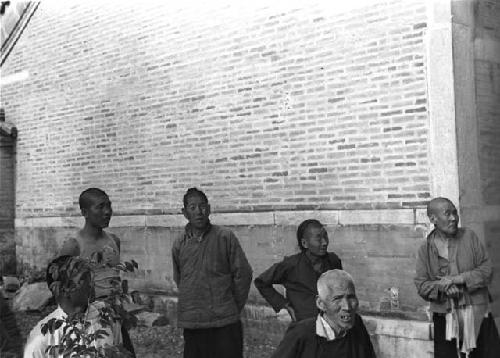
left=429, top=213, right=437, bottom=225
left=316, top=295, right=325, bottom=312
left=81, top=208, right=88, bottom=219
left=301, top=237, right=309, bottom=249
left=206, top=204, right=211, bottom=216
left=182, top=207, right=188, bottom=219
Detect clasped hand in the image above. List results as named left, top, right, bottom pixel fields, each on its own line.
left=436, top=275, right=464, bottom=298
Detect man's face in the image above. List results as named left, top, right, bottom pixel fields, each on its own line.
left=430, top=200, right=459, bottom=237
left=82, top=194, right=113, bottom=228
left=182, top=193, right=210, bottom=230
left=317, top=279, right=359, bottom=333
left=69, top=271, right=92, bottom=308
left=301, top=225, right=329, bottom=257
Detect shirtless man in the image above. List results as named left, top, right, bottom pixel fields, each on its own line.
left=59, top=188, right=134, bottom=356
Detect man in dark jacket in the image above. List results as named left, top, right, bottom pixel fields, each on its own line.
left=255, top=219, right=342, bottom=321
left=172, top=187, right=253, bottom=358
left=0, top=290, right=22, bottom=357
left=271, top=269, right=376, bottom=358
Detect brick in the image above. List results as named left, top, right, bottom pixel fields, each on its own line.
left=4, top=1, right=430, bottom=227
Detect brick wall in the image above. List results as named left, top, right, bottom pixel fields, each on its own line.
left=1, top=0, right=430, bottom=217
left=1, top=0, right=440, bottom=331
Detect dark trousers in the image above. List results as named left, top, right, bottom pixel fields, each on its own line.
left=433, top=313, right=500, bottom=358
left=183, top=320, right=243, bottom=358
left=433, top=313, right=463, bottom=358
left=122, top=324, right=136, bottom=358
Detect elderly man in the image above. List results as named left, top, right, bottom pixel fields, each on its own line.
left=415, top=197, right=494, bottom=358
left=172, top=187, right=253, bottom=358
left=271, top=269, right=376, bottom=358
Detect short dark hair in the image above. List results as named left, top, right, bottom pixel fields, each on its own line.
left=79, top=188, right=108, bottom=210
left=183, top=187, right=208, bottom=208
left=426, top=197, right=454, bottom=217
left=296, top=219, right=324, bottom=252
left=46, top=255, right=91, bottom=298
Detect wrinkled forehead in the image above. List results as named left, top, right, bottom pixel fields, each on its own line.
left=324, top=277, right=355, bottom=297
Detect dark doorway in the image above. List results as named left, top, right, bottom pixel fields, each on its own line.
left=0, top=113, right=16, bottom=275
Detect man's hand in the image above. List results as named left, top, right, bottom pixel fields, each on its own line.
left=435, top=276, right=454, bottom=292
left=277, top=304, right=297, bottom=322
left=437, top=275, right=465, bottom=292
left=445, top=284, right=460, bottom=298
left=285, top=303, right=297, bottom=322
left=450, top=275, right=465, bottom=285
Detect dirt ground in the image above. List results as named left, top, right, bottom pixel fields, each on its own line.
left=16, top=307, right=277, bottom=358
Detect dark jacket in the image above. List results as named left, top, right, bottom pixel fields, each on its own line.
left=254, top=251, right=342, bottom=321
left=172, top=224, right=253, bottom=329
left=0, top=292, right=22, bottom=357
left=271, top=314, right=376, bottom=358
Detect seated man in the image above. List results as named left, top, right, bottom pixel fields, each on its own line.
left=24, top=256, right=128, bottom=358
left=271, top=269, right=376, bottom=358
left=255, top=219, right=342, bottom=321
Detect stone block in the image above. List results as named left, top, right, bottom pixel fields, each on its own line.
left=13, top=282, right=52, bottom=311
left=135, top=311, right=169, bottom=327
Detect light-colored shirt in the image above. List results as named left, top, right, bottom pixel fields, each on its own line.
left=316, top=314, right=337, bottom=341
left=315, top=314, right=348, bottom=341
left=23, top=302, right=122, bottom=358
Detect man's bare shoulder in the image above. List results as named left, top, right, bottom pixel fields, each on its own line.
left=106, top=231, right=121, bottom=243
left=59, top=237, right=80, bottom=256
left=105, top=231, right=121, bottom=252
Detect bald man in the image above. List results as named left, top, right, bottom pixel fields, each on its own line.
left=271, top=269, right=376, bottom=358
left=415, top=197, right=494, bottom=358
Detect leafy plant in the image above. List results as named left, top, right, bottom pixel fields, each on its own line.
left=41, top=256, right=139, bottom=357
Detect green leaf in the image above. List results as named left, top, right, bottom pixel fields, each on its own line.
left=41, top=323, right=48, bottom=335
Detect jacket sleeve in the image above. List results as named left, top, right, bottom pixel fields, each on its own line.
left=414, top=243, right=442, bottom=302
left=23, top=327, right=47, bottom=358
left=172, top=238, right=181, bottom=286
left=228, top=232, right=253, bottom=312
left=271, top=322, right=304, bottom=358
left=254, top=259, right=290, bottom=312
left=460, top=230, right=492, bottom=291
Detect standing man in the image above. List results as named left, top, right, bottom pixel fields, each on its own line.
left=59, top=188, right=135, bottom=356
left=172, top=187, right=253, bottom=358
left=255, top=219, right=342, bottom=322
left=415, top=197, right=495, bottom=357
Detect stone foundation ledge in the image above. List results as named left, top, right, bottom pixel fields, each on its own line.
left=133, top=293, right=434, bottom=358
